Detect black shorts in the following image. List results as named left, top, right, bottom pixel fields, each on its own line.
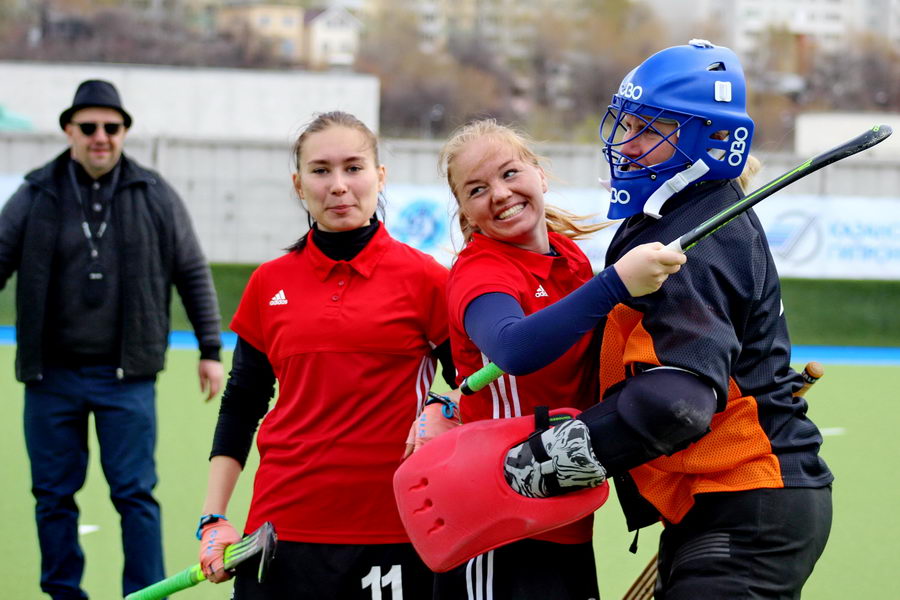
left=655, top=486, right=832, bottom=600
left=433, top=539, right=599, bottom=600
left=231, top=540, right=434, bottom=600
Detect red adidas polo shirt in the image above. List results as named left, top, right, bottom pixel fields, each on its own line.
left=231, top=225, right=450, bottom=544
left=446, top=231, right=601, bottom=544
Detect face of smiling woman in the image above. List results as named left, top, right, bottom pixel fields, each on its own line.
left=293, top=125, right=386, bottom=232
left=453, top=138, right=550, bottom=254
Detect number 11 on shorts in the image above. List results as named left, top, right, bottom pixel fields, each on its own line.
left=361, top=564, right=403, bottom=599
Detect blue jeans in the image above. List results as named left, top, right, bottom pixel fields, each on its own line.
left=24, top=366, right=164, bottom=600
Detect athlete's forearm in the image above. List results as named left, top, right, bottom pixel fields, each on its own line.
left=202, top=455, right=243, bottom=516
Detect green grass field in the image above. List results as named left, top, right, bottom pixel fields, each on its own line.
left=1, top=345, right=897, bottom=599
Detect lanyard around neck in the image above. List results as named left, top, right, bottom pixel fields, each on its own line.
left=68, top=161, right=119, bottom=259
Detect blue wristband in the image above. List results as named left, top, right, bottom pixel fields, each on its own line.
left=195, top=513, right=228, bottom=540
left=425, top=391, right=458, bottom=420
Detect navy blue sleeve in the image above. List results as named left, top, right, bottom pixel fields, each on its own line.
left=463, top=265, right=629, bottom=375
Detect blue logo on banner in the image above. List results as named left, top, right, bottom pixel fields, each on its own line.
left=766, top=211, right=820, bottom=263
left=393, top=199, right=447, bottom=251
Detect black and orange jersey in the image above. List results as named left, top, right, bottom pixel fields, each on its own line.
left=601, top=179, right=833, bottom=525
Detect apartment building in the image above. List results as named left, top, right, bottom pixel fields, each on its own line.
left=646, top=0, right=900, bottom=57
left=217, top=1, right=359, bottom=66
left=304, top=6, right=362, bottom=68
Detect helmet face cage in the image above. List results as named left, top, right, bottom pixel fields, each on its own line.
left=600, top=100, right=697, bottom=183
left=599, top=42, right=755, bottom=219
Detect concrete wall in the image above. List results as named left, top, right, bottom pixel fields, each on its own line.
left=2, top=131, right=898, bottom=265
left=0, top=61, right=380, bottom=139
left=795, top=112, right=900, bottom=159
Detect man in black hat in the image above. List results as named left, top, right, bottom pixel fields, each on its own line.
left=0, top=79, right=225, bottom=599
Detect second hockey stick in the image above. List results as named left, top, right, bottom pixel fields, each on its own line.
left=124, top=521, right=277, bottom=600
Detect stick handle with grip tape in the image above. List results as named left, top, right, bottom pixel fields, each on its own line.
left=124, top=565, right=205, bottom=600
left=124, top=521, right=277, bottom=600
left=458, top=125, right=891, bottom=395
left=796, top=360, right=824, bottom=398
left=459, top=362, right=505, bottom=395
left=621, top=360, right=826, bottom=600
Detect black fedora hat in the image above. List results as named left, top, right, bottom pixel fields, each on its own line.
left=58, top=79, right=132, bottom=130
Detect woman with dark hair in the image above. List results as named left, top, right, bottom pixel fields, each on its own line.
left=195, top=111, right=458, bottom=599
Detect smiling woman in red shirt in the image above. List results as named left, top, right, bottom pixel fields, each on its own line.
left=430, top=119, right=684, bottom=600
left=194, top=111, right=459, bottom=599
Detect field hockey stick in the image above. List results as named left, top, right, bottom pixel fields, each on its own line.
left=621, top=549, right=658, bottom=600
left=124, top=521, right=277, bottom=600
left=458, top=125, right=891, bottom=395
left=796, top=360, right=824, bottom=397
left=666, top=124, right=892, bottom=252
left=621, top=360, right=826, bottom=600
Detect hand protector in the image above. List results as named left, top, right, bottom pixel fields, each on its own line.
left=505, top=418, right=606, bottom=498
left=404, top=392, right=461, bottom=458
left=199, top=519, right=242, bottom=583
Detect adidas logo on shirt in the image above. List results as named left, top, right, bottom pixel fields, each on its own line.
left=269, top=289, right=288, bottom=306
left=535, top=285, right=549, bottom=298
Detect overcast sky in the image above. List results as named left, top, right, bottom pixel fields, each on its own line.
left=637, top=0, right=709, bottom=43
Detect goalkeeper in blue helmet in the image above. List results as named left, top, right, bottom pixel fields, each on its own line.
left=504, top=40, right=833, bottom=598
left=601, top=39, right=755, bottom=219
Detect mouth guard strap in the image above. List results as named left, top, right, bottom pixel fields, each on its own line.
left=643, top=159, right=710, bottom=219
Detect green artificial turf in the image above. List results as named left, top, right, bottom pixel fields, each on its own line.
left=0, top=349, right=896, bottom=599
left=3, top=270, right=900, bottom=347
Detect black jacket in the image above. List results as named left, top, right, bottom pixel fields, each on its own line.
left=0, top=150, right=221, bottom=382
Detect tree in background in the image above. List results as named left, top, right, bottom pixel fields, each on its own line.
left=561, top=0, right=667, bottom=142
left=740, top=26, right=900, bottom=150
left=2, top=0, right=899, bottom=148
left=355, top=0, right=672, bottom=142
left=356, top=3, right=517, bottom=139
left=805, top=33, right=900, bottom=114
left=0, top=1, right=284, bottom=68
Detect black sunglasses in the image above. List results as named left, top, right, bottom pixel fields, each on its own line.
left=72, top=122, right=124, bottom=136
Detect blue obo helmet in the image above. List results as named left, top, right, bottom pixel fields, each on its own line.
left=600, top=40, right=755, bottom=220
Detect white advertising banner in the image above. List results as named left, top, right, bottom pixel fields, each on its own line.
left=383, top=185, right=900, bottom=280
left=753, top=195, right=900, bottom=280
left=382, top=184, right=619, bottom=269
left=4, top=173, right=898, bottom=280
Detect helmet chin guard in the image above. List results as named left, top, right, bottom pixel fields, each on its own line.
left=601, top=39, right=755, bottom=219
left=393, top=409, right=609, bottom=572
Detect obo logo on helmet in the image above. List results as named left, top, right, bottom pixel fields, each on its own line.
left=619, top=82, right=643, bottom=100
left=609, top=188, right=631, bottom=206
left=728, top=126, right=750, bottom=166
